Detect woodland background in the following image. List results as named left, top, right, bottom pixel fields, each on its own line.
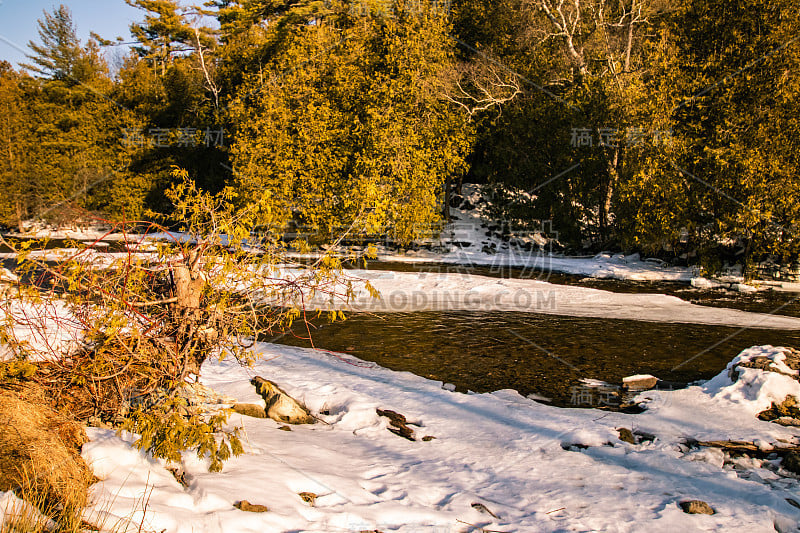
left=2, top=0, right=799, bottom=274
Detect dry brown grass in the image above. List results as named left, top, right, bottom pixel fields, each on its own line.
left=0, top=385, right=94, bottom=531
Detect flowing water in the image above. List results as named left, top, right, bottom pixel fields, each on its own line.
left=275, top=261, right=800, bottom=406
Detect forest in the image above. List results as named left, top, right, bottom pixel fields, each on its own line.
left=1, top=0, right=799, bottom=275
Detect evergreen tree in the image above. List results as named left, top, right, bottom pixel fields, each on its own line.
left=0, top=63, right=34, bottom=231
left=22, top=5, right=106, bottom=84
left=228, top=0, right=472, bottom=243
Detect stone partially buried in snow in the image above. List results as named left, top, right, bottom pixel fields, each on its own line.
left=679, top=500, right=715, bottom=515
left=234, top=500, right=268, bottom=513
left=251, top=376, right=314, bottom=424
left=232, top=403, right=267, bottom=418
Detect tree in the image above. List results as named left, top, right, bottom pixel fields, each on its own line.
left=125, top=0, right=218, bottom=76
left=229, top=0, right=473, bottom=244
left=0, top=63, right=33, bottom=231
left=0, top=172, right=375, bottom=470
left=617, top=0, right=800, bottom=273
left=22, top=4, right=106, bottom=84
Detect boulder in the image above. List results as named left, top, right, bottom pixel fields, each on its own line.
left=782, top=452, right=800, bottom=475
left=251, top=377, right=314, bottom=424
left=729, top=348, right=800, bottom=382
left=617, top=428, right=636, bottom=444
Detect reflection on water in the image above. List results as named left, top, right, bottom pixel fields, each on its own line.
left=276, top=311, right=800, bottom=406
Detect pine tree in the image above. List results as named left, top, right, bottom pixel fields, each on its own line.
left=22, top=5, right=105, bottom=84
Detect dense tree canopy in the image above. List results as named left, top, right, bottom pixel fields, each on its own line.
left=1, top=0, right=799, bottom=274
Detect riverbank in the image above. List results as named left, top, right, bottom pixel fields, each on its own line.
left=60, top=343, right=800, bottom=532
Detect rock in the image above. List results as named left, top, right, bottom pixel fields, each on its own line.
left=298, top=492, right=317, bottom=506
left=471, top=502, right=500, bottom=519
left=617, top=428, right=636, bottom=444
left=729, top=349, right=800, bottom=382
left=167, top=467, right=188, bottom=488
left=234, top=500, right=268, bottom=513
left=278, top=425, right=292, bottom=431
left=759, top=396, right=800, bottom=423
left=622, top=374, right=659, bottom=392
left=376, top=408, right=417, bottom=441
left=232, top=403, right=267, bottom=418
left=251, top=377, right=314, bottom=424
left=782, top=452, right=800, bottom=475
left=679, top=500, right=715, bottom=515
left=422, top=435, right=436, bottom=442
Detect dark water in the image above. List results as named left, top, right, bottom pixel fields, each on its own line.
left=276, top=261, right=800, bottom=406
left=0, top=237, right=129, bottom=254
left=275, top=310, right=800, bottom=406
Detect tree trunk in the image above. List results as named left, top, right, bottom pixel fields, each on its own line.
left=171, top=250, right=208, bottom=377
left=601, top=147, right=620, bottom=241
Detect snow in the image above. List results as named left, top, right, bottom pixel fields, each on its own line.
left=0, top=491, right=55, bottom=529
left=80, top=343, right=800, bottom=533
left=702, top=346, right=800, bottom=416
left=0, top=300, right=83, bottom=361
left=374, top=248, right=701, bottom=283
left=296, top=269, right=800, bottom=329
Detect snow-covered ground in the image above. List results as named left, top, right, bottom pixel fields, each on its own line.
left=75, top=344, right=800, bottom=533
left=296, top=269, right=800, bottom=329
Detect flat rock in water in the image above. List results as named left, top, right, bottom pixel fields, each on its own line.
left=679, top=500, right=715, bottom=515
left=622, top=374, right=659, bottom=391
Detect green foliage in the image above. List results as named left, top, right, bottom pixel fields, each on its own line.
left=0, top=359, right=38, bottom=382
left=4, top=0, right=800, bottom=273
left=122, top=397, right=243, bottom=472
left=22, top=4, right=106, bottom=83
left=228, top=0, right=473, bottom=244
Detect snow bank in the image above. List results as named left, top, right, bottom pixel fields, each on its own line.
left=375, top=248, right=699, bottom=282
left=703, top=346, right=800, bottom=416
left=299, top=269, right=800, bottom=329
left=82, top=343, right=800, bottom=532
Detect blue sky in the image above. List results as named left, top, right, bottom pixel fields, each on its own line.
left=0, top=1, right=144, bottom=69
